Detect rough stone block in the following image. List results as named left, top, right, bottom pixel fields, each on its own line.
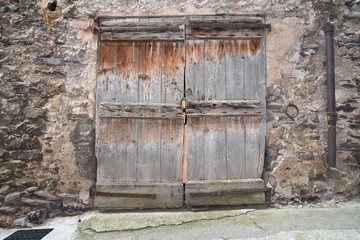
left=27, top=209, right=48, bottom=223
left=0, top=185, right=10, bottom=194
left=23, top=107, right=46, bottom=119
left=25, top=186, right=39, bottom=193
left=0, top=114, right=14, bottom=126
left=21, top=197, right=52, bottom=206
left=0, top=206, right=17, bottom=213
left=11, top=217, right=33, bottom=228
left=0, top=149, right=9, bottom=160
left=0, top=215, right=15, bottom=228
left=4, top=135, right=22, bottom=150
left=62, top=198, right=86, bottom=215
left=5, top=191, right=21, bottom=203
left=11, top=150, right=43, bottom=160
left=34, top=190, right=59, bottom=201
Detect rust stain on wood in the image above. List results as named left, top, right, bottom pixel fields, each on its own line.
left=186, top=40, right=205, bottom=66
left=186, top=39, right=261, bottom=64
left=243, top=116, right=262, bottom=129
left=99, top=42, right=116, bottom=68
left=115, top=41, right=138, bottom=74
left=162, top=41, right=184, bottom=70
left=139, top=41, right=161, bottom=74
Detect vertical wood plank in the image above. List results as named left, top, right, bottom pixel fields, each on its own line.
left=160, top=119, right=184, bottom=182
left=203, top=117, right=227, bottom=179
left=125, top=119, right=138, bottom=182
left=204, top=40, right=226, bottom=100
left=138, top=41, right=162, bottom=103
left=186, top=117, right=205, bottom=181
left=114, top=41, right=140, bottom=102
left=97, top=118, right=116, bottom=183
left=244, top=116, right=262, bottom=178
left=226, top=116, right=246, bottom=179
left=225, top=40, right=245, bottom=100
left=98, top=42, right=117, bottom=103
left=161, top=41, right=185, bottom=104
left=185, top=40, right=205, bottom=101
left=136, top=119, right=161, bottom=182
left=244, top=40, right=263, bottom=100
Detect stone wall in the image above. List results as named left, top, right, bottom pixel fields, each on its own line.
left=0, top=0, right=359, bottom=227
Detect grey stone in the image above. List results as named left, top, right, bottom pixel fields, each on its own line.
left=5, top=192, right=21, bottom=203
left=27, top=209, right=48, bottom=223
left=1, top=161, right=26, bottom=170
left=7, top=5, right=19, bottom=12
left=346, top=11, right=360, bottom=18
left=0, top=114, right=13, bottom=126
left=62, top=199, right=86, bottom=215
left=23, top=107, right=46, bottom=119
left=11, top=217, right=33, bottom=228
left=34, top=190, right=59, bottom=201
left=0, top=206, right=17, bottom=213
left=268, top=176, right=277, bottom=188
left=0, top=169, right=12, bottom=175
left=10, top=150, right=43, bottom=160
left=0, top=130, right=7, bottom=142
left=0, top=149, right=9, bottom=159
left=295, top=152, right=315, bottom=161
left=25, top=186, right=39, bottom=193
left=0, top=185, right=10, bottom=194
left=3, top=135, right=22, bottom=150
left=34, top=58, right=85, bottom=66
left=21, top=197, right=52, bottom=206
left=57, top=192, right=79, bottom=199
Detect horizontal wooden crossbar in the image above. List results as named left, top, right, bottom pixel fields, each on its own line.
left=91, top=191, right=157, bottom=199
left=190, top=188, right=271, bottom=198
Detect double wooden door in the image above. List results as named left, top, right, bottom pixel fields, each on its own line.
left=95, top=17, right=266, bottom=208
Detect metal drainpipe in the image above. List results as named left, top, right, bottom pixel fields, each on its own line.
left=325, top=23, right=337, bottom=168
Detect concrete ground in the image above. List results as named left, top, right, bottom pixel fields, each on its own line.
left=1, top=201, right=359, bottom=240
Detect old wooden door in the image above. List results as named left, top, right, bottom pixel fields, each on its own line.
left=95, top=20, right=186, bottom=208
left=183, top=19, right=267, bottom=206
left=95, top=16, right=267, bottom=209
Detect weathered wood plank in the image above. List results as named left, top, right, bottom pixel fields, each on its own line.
left=138, top=41, right=162, bottom=103
left=244, top=116, right=262, bottom=178
left=185, top=179, right=265, bottom=206
left=203, top=117, right=227, bottom=179
left=186, top=117, right=205, bottom=181
left=204, top=40, right=226, bottom=100
left=226, top=117, right=246, bottom=179
left=244, top=39, right=264, bottom=100
left=185, top=40, right=205, bottom=101
left=187, top=113, right=261, bottom=117
left=98, top=102, right=183, bottom=118
left=186, top=30, right=262, bottom=40
left=136, top=119, right=160, bottom=181
left=95, top=183, right=183, bottom=209
left=97, top=118, right=116, bottom=184
left=186, top=15, right=264, bottom=23
left=99, top=17, right=185, bottom=26
left=114, top=41, right=139, bottom=103
left=160, top=119, right=184, bottom=182
left=101, top=32, right=184, bottom=41
left=225, top=40, right=245, bottom=100
left=97, top=42, right=117, bottom=104
left=161, top=41, right=185, bottom=103
left=186, top=100, right=261, bottom=110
